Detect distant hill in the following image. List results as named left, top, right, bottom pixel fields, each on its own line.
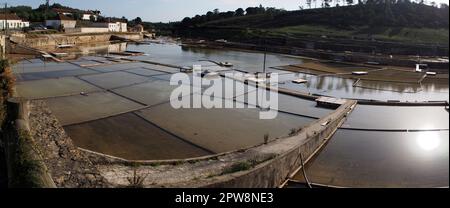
left=175, top=1, right=449, bottom=45
left=3, top=3, right=111, bottom=23
left=1, top=3, right=78, bottom=22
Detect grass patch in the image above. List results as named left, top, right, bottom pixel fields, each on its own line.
left=1, top=59, right=14, bottom=130
left=220, top=154, right=278, bottom=176
left=270, top=25, right=354, bottom=38
left=269, top=25, right=449, bottom=45
left=9, top=130, right=47, bottom=188
left=221, top=161, right=253, bottom=175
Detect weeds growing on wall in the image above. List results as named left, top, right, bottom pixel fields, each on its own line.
left=0, top=59, right=15, bottom=125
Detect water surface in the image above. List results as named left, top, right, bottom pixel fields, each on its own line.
left=295, top=129, right=449, bottom=188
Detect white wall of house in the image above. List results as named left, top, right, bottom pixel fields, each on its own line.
left=93, top=22, right=127, bottom=32
left=107, top=22, right=127, bottom=32
left=65, top=27, right=108, bottom=34
left=0, top=35, right=5, bottom=58
left=0, top=20, right=29, bottom=30
left=119, top=22, right=127, bottom=32
left=82, top=14, right=98, bottom=21
left=81, top=27, right=108, bottom=33
left=22, top=21, right=30, bottom=28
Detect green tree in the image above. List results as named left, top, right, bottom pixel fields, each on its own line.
left=134, top=17, right=143, bottom=24
left=235, top=8, right=245, bottom=16
left=72, top=12, right=82, bottom=20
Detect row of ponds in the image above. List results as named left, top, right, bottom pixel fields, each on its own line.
left=12, top=42, right=449, bottom=187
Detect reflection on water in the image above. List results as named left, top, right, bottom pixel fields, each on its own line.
left=123, top=43, right=448, bottom=102
left=42, top=42, right=129, bottom=60
left=416, top=131, right=441, bottom=152
left=126, top=43, right=303, bottom=72
left=296, top=129, right=449, bottom=188
left=16, top=42, right=448, bottom=102
left=77, top=42, right=128, bottom=56
left=342, top=105, right=449, bottom=130
left=278, top=72, right=449, bottom=101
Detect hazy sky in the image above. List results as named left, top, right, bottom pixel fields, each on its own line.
left=7, top=0, right=450, bottom=22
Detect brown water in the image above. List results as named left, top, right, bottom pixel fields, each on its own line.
left=64, top=113, right=210, bottom=160
left=15, top=77, right=101, bottom=99
left=135, top=97, right=315, bottom=153
left=46, top=91, right=144, bottom=126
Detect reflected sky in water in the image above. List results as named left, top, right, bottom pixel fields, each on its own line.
left=297, top=129, right=449, bottom=188
left=126, top=43, right=303, bottom=72
left=125, top=43, right=449, bottom=102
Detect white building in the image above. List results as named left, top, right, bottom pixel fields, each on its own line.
left=93, top=19, right=127, bottom=32
left=108, top=22, right=127, bottom=32
left=0, top=14, right=30, bottom=30
left=81, top=13, right=98, bottom=21
left=0, top=35, right=5, bottom=58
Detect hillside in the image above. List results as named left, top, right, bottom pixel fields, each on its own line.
left=3, top=3, right=108, bottom=23
left=175, top=2, right=449, bottom=45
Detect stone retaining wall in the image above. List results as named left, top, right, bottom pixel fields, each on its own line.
left=10, top=33, right=143, bottom=48
left=3, top=99, right=108, bottom=188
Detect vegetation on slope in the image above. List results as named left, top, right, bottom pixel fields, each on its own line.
left=175, top=1, right=449, bottom=45
left=0, top=59, right=14, bottom=188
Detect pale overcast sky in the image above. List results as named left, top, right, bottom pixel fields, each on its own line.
left=7, top=0, right=450, bottom=22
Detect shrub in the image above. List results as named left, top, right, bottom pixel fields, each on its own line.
left=221, top=161, right=252, bottom=175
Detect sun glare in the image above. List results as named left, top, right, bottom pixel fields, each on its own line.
left=416, top=131, right=441, bottom=151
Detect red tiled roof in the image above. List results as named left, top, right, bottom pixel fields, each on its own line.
left=0, top=13, right=22, bottom=20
